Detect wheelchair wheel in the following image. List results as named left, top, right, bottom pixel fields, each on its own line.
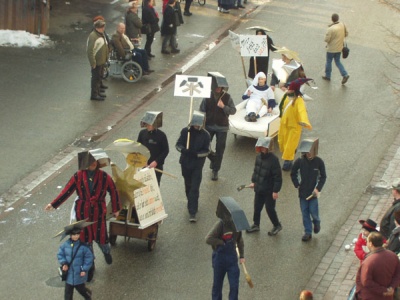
left=121, top=61, right=142, bottom=83
left=198, top=0, right=205, bottom=6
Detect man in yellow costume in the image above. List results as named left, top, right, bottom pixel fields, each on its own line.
left=278, top=78, right=312, bottom=171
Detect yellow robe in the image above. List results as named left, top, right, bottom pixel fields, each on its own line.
left=278, top=95, right=312, bottom=161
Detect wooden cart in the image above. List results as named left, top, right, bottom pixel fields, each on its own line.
left=109, top=217, right=160, bottom=252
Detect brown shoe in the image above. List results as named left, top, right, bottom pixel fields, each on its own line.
left=341, top=75, right=350, bottom=85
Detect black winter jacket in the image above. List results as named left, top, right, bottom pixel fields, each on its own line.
left=251, top=152, right=282, bottom=194
left=290, top=156, right=327, bottom=199
left=380, top=199, right=400, bottom=239
left=137, top=129, right=169, bottom=166
left=175, top=127, right=210, bottom=169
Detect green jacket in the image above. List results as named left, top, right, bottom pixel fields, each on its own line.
left=87, top=29, right=108, bottom=67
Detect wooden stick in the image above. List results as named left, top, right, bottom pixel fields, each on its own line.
left=154, top=168, right=177, bottom=179
left=237, top=185, right=252, bottom=192
left=236, top=247, right=254, bottom=288
left=241, top=56, right=248, bottom=89
left=186, top=96, right=194, bottom=149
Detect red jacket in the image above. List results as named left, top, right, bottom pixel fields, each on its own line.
left=354, top=233, right=387, bottom=263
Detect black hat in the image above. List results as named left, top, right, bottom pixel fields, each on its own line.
left=358, top=219, right=378, bottom=232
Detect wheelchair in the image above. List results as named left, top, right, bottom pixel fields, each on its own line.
left=102, top=48, right=143, bottom=83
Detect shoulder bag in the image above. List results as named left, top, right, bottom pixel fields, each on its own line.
left=342, top=24, right=350, bottom=59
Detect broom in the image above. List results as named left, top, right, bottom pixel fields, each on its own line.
left=236, top=247, right=254, bottom=288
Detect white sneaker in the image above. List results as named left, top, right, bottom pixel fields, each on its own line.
left=217, top=7, right=220, bottom=11
left=221, top=8, right=230, bottom=13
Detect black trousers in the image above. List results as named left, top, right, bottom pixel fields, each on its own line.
left=184, top=0, right=193, bottom=12
left=181, top=165, right=203, bottom=215
left=65, top=283, right=91, bottom=300
left=90, top=65, right=102, bottom=97
left=145, top=32, right=155, bottom=55
left=207, top=130, right=227, bottom=172
left=253, top=192, right=280, bottom=227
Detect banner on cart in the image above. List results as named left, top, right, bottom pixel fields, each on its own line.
left=239, top=35, right=268, bottom=57
left=134, top=168, right=167, bottom=229
left=174, top=75, right=212, bottom=98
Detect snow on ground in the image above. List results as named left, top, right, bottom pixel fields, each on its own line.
left=0, top=30, right=54, bottom=48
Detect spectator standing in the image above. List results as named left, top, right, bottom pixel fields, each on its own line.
left=183, top=0, right=193, bottom=16
left=246, top=137, right=283, bottom=236
left=142, top=0, right=160, bottom=58
left=356, top=232, right=400, bottom=299
left=354, top=219, right=379, bottom=263
left=199, top=72, right=236, bottom=181
left=380, top=179, right=400, bottom=239
left=137, top=111, right=169, bottom=186
left=161, top=0, right=180, bottom=54
left=87, top=19, right=109, bottom=101
left=322, top=13, right=350, bottom=85
left=386, top=210, right=400, bottom=254
left=175, top=111, right=210, bottom=222
left=290, top=138, right=326, bottom=242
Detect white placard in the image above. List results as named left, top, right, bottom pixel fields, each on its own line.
left=174, top=75, right=212, bottom=98
left=133, top=168, right=167, bottom=229
left=239, top=35, right=268, bottom=57
left=228, top=30, right=241, bottom=53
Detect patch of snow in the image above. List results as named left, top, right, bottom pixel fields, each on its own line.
left=0, top=30, right=54, bottom=48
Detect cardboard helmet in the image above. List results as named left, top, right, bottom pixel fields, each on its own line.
left=255, top=137, right=273, bottom=153
left=189, top=111, right=206, bottom=129
left=140, top=111, right=163, bottom=128
left=207, top=71, right=229, bottom=92
left=298, top=138, right=319, bottom=159
left=78, top=148, right=110, bottom=170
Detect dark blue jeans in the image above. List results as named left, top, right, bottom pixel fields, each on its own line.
left=181, top=165, right=203, bottom=215
left=324, top=52, right=348, bottom=79
left=212, top=240, right=239, bottom=300
left=300, top=197, right=320, bottom=234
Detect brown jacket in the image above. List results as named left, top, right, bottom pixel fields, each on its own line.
left=111, top=32, right=134, bottom=59
left=324, top=22, right=348, bottom=53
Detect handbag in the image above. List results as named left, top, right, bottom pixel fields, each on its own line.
left=58, top=243, right=81, bottom=281
left=141, top=24, right=152, bottom=35
left=342, top=24, right=349, bottom=59
left=342, top=43, right=350, bottom=59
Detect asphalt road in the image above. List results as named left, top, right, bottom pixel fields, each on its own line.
left=1, top=0, right=400, bottom=299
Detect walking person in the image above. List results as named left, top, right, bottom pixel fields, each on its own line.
left=56, top=222, right=94, bottom=300
left=246, top=137, right=283, bottom=235
left=161, top=0, right=180, bottom=54
left=200, top=72, right=236, bottom=181
left=206, top=197, right=247, bottom=300
left=322, top=13, right=350, bottom=84
left=176, top=111, right=210, bottom=222
left=137, top=111, right=169, bottom=186
left=380, top=179, right=400, bottom=239
left=87, top=19, right=109, bottom=101
left=356, top=232, right=400, bottom=299
left=290, top=138, right=327, bottom=242
left=45, top=149, right=121, bottom=275
left=278, top=78, right=312, bottom=171
left=142, top=0, right=160, bottom=58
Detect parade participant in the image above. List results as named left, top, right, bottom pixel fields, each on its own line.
left=246, top=137, right=283, bottom=235
left=56, top=222, right=94, bottom=300
left=161, top=0, right=180, bottom=54
left=322, top=13, right=350, bottom=85
left=176, top=111, right=211, bottom=222
left=242, top=72, right=276, bottom=122
left=142, top=0, right=160, bottom=58
left=206, top=198, right=246, bottom=300
left=380, top=179, right=400, bottom=239
left=354, top=219, right=378, bottom=263
left=290, top=138, right=327, bottom=242
left=278, top=78, right=312, bottom=171
left=248, top=29, right=277, bottom=79
left=87, top=19, right=109, bottom=101
left=111, top=23, right=154, bottom=75
left=137, top=111, right=169, bottom=185
left=200, top=72, right=236, bottom=181
left=45, top=149, right=121, bottom=265
left=356, top=232, right=400, bottom=299
left=271, top=47, right=305, bottom=90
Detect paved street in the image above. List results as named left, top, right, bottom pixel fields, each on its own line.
left=0, top=0, right=400, bottom=299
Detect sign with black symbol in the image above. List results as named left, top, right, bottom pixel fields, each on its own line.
left=174, top=75, right=212, bottom=98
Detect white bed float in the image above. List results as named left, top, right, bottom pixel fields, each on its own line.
left=229, top=88, right=285, bottom=139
